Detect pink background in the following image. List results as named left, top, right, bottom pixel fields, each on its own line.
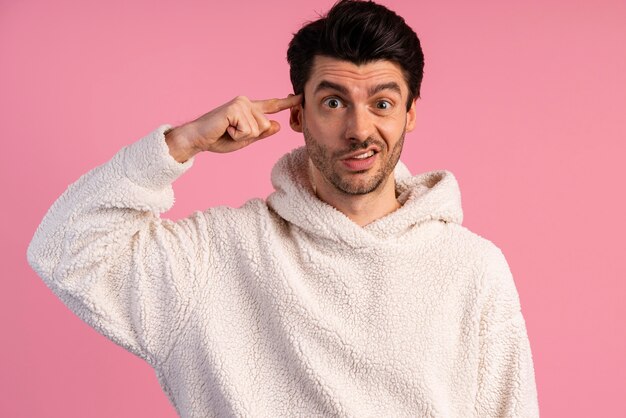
left=2, top=0, right=625, bottom=416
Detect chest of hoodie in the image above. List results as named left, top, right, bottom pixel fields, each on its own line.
left=199, top=208, right=484, bottom=366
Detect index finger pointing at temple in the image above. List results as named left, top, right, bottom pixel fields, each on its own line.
left=257, top=94, right=302, bottom=114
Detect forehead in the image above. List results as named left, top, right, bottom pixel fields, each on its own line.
left=307, top=55, right=408, bottom=96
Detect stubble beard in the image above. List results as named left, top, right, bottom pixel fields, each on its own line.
left=303, top=125, right=405, bottom=196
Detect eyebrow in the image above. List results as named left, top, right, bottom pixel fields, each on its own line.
left=314, top=80, right=349, bottom=95
left=313, top=80, right=402, bottom=97
left=368, top=82, right=402, bottom=97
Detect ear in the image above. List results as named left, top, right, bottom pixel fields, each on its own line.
left=405, top=99, right=417, bottom=132
left=290, top=103, right=303, bottom=133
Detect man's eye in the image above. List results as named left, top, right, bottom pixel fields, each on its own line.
left=376, top=100, right=391, bottom=110
left=323, top=98, right=343, bottom=109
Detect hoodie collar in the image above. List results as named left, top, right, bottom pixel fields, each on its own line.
left=266, top=146, right=463, bottom=248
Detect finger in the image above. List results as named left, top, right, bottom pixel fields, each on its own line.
left=252, top=108, right=273, bottom=134
left=241, top=106, right=261, bottom=139
left=226, top=125, right=239, bottom=140
left=257, top=120, right=281, bottom=140
left=257, top=94, right=303, bottom=114
left=228, top=108, right=259, bottom=141
left=226, top=114, right=254, bottom=141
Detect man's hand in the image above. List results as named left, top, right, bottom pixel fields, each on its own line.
left=165, top=94, right=302, bottom=163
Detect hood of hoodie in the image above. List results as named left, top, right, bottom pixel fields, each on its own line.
left=266, top=146, right=463, bottom=248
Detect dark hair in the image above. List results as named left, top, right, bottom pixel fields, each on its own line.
left=287, top=0, right=424, bottom=110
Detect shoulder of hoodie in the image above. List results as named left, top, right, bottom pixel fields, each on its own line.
left=434, top=220, right=514, bottom=281
left=447, top=222, right=516, bottom=291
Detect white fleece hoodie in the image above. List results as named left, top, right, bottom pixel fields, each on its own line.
left=27, top=125, right=539, bottom=418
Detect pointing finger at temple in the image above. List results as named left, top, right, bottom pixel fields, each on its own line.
left=257, top=94, right=303, bottom=114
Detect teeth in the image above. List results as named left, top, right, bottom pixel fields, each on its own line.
left=353, top=150, right=375, bottom=159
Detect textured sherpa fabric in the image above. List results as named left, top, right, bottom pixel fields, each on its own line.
left=27, top=125, right=539, bottom=418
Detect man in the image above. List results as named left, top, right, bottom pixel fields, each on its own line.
left=27, top=0, right=539, bottom=417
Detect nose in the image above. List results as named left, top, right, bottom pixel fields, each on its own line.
left=344, top=105, right=374, bottom=144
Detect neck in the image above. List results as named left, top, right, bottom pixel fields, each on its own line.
left=310, top=164, right=401, bottom=227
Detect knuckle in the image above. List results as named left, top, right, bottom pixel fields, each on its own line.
left=257, top=115, right=270, bottom=128
left=232, top=127, right=247, bottom=140
left=235, top=132, right=248, bottom=142
left=234, top=95, right=250, bottom=104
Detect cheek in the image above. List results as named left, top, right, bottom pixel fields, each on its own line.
left=304, top=109, right=339, bottom=137
left=387, top=113, right=408, bottom=134
left=378, top=117, right=406, bottom=138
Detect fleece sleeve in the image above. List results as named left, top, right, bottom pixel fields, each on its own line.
left=474, top=246, right=540, bottom=418
left=27, top=125, right=207, bottom=367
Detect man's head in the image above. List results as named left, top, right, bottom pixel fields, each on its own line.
left=287, top=0, right=424, bottom=110
left=286, top=0, right=424, bottom=198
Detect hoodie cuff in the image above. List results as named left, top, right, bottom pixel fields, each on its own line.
left=121, top=124, right=195, bottom=190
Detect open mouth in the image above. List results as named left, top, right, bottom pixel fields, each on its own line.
left=350, top=150, right=376, bottom=160
left=341, top=150, right=378, bottom=171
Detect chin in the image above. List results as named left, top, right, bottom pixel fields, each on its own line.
left=331, top=171, right=389, bottom=196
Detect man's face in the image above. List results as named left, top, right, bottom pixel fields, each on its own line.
left=291, top=55, right=416, bottom=196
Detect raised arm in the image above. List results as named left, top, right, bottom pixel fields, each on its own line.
left=26, top=125, right=202, bottom=366
left=26, top=94, right=301, bottom=366
left=165, top=94, right=302, bottom=162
